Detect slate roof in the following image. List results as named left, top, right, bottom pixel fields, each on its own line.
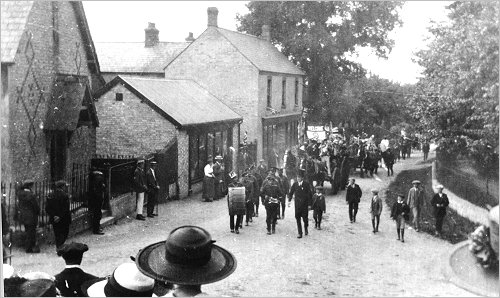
left=1, top=1, right=34, bottom=63
left=215, top=27, right=304, bottom=76
left=97, top=76, right=242, bottom=127
left=94, top=42, right=189, bottom=74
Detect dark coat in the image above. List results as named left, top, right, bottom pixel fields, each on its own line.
left=133, top=167, right=147, bottom=193
left=17, top=189, right=40, bottom=226
left=89, top=174, right=105, bottom=211
left=430, top=193, right=449, bottom=217
left=391, top=201, right=410, bottom=221
left=2, top=203, right=9, bottom=235
left=260, top=177, right=283, bottom=206
left=345, top=184, right=362, bottom=203
left=312, top=194, right=326, bottom=212
left=54, top=267, right=98, bottom=297
left=288, top=180, right=313, bottom=215
left=146, top=168, right=160, bottom=192
left=46, top=189, right=71, bottom=225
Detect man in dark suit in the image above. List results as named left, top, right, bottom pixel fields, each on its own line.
left=55, top=242, right=99, bottom=297
left=346, top=178, right=362, bottom=223
left=46, top=180, right=72, bottom=249
left=146, top=161, right=160, bottom=218
left=88, top=171, right=105, bottom=235
left=17, top=180, right=40, bottom=253
left=288, top=170, right=313, bottom=238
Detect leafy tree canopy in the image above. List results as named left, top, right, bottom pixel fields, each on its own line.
left=413, top=1, right=499, bottom=170
left=237, top=1, right=403, bottom=125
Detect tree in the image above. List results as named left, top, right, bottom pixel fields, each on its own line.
left=237, top=1, right=403, bottom=124
left=413, top=1, right=499, bottom=169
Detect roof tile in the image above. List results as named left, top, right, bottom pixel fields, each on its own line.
left=1, top=1, right=34, bottom=63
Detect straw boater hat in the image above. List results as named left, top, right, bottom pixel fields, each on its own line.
left=412, top=180, right=421, bottom=184
left=436, top=184, right=444, bottom=189
left=135, top=226, right=236, bottom=285
left=82, top=263, right=155, bottom=297
left=215, top=155, right=223, bottom=160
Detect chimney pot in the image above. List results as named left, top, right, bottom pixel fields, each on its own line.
left=261, top=24, right=271, bottom=42
left=207, top=7, right=218, bottom=27
left=144, top=22, right=159, bottom=47
left=185, top=32, right=195, bottom=42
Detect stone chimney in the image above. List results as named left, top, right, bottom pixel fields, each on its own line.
left=185, top=32, right=195, bottom=42
left=144, top=22, right=159, bottom=47
left=207, top=7, right=218, bottom=27
left=261, top=24, right=271, bottom=42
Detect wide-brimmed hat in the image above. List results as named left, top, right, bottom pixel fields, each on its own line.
left=371, top=188, right=379, bottom=194
left=412, top=180, right=421, bottom=184
left=82, top=263, right=155, bottom=297
left=135, top=226, right=236, bottom=285
left=214, top=155, right=223, bottom=160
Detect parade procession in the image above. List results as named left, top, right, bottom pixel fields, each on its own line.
left=1, top=1, right=499, bottom=297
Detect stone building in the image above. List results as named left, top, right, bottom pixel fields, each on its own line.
left=1, top=1, right=104, bottom=183
left=164, top=7, right=306, bottom=167
left=94, top=23, right=192, bottom=82
left=94, top=76, right=242, bottom=197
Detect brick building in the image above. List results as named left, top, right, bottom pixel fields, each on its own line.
left=94, top=76, right=242, bottom=198
left=164, top=7, right=306, bottom=167
left=94, top=23, right=191, bottom=83
left=1, top=1, right=104, bottom=183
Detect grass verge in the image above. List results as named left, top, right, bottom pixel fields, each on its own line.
left=386, top=165, right=478, bottom=244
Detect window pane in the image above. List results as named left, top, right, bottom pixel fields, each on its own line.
left=207, top=132, right=214, bottom=160
left=267, top=76, right=272, bottom=107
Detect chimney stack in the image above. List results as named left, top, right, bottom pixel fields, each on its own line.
left=261, top=24, right=271, bottom=42
left=144, top=22, right=159, bottom=47
left=207, top=7, right=218, bottom=27
left=185, top=32, right=195, bottom=42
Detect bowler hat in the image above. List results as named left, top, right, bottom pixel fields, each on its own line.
left=82, top=263, right=155, bottom=297
left=57, top=242, right=89, bottom=263
left=412, top=180, right=421, bottom=184
left=135, top=225, right=236, bottom=285
left=55, top=180, right=68, bottom=188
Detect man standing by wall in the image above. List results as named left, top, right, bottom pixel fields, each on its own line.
left=46, top=181, right=72, bottom=249
left=288, top=170, right=313, bottom=238
left=17, top=180, right=40, bottom=253
left=407, top=180, right=426, bottom=232
left=89, top=171, right=105, bottom=235
left=133, top=159, right=147, bottom=221
left=146, top=161, right=160, bottom=218
left=346, top=178, right=362, bottom=223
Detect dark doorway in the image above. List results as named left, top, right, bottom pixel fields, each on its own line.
left=155, top=138, right=178, bottom=201
left=49, top=130, right=68, bottom=181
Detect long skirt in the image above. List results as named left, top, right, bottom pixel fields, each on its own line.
left=203, top=176, right=215, bottom=199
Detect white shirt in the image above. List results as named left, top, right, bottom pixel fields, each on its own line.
left=204, top=164, right=214, bottom=177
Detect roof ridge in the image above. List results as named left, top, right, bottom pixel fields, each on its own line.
left=121, top=76, right=191, bottom=82
left=217, top=27, right=262, bottom=40
left=94, top=41, right=189, bottom=44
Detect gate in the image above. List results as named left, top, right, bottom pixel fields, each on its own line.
left=155, top=138, right=179, bottom=201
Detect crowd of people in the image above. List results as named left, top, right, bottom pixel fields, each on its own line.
left=3, top=225, right=237, bottom=297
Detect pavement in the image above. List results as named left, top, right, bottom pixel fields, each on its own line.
left=9, top=149, right=477, bottom=297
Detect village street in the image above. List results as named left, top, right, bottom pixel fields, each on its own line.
left=11, top=150, right=475, bottom=297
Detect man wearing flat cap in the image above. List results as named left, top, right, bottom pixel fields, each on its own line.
left=407, top=180, right=426, bottom=232
left=46, top=180, right=72, bottom=248
left=146, top=161, right=160, bottom=218
left=54, top=242, right=98, bottom=297
left=17, top=180, right=40, bottom=253
left=89, top=171, right=105, bottom=235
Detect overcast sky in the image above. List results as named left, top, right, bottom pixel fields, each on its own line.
left=83, top=1, right=451, bottom=85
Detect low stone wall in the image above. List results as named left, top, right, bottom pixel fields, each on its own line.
left=109, top=192, right=136, bottom=218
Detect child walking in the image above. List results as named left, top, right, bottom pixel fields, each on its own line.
left=390, top=193, right=410, bottom=242
left=312, top=185, right=326, bottom=230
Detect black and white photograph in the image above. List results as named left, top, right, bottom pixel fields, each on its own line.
left=0, top=0, right=498, bottom=296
